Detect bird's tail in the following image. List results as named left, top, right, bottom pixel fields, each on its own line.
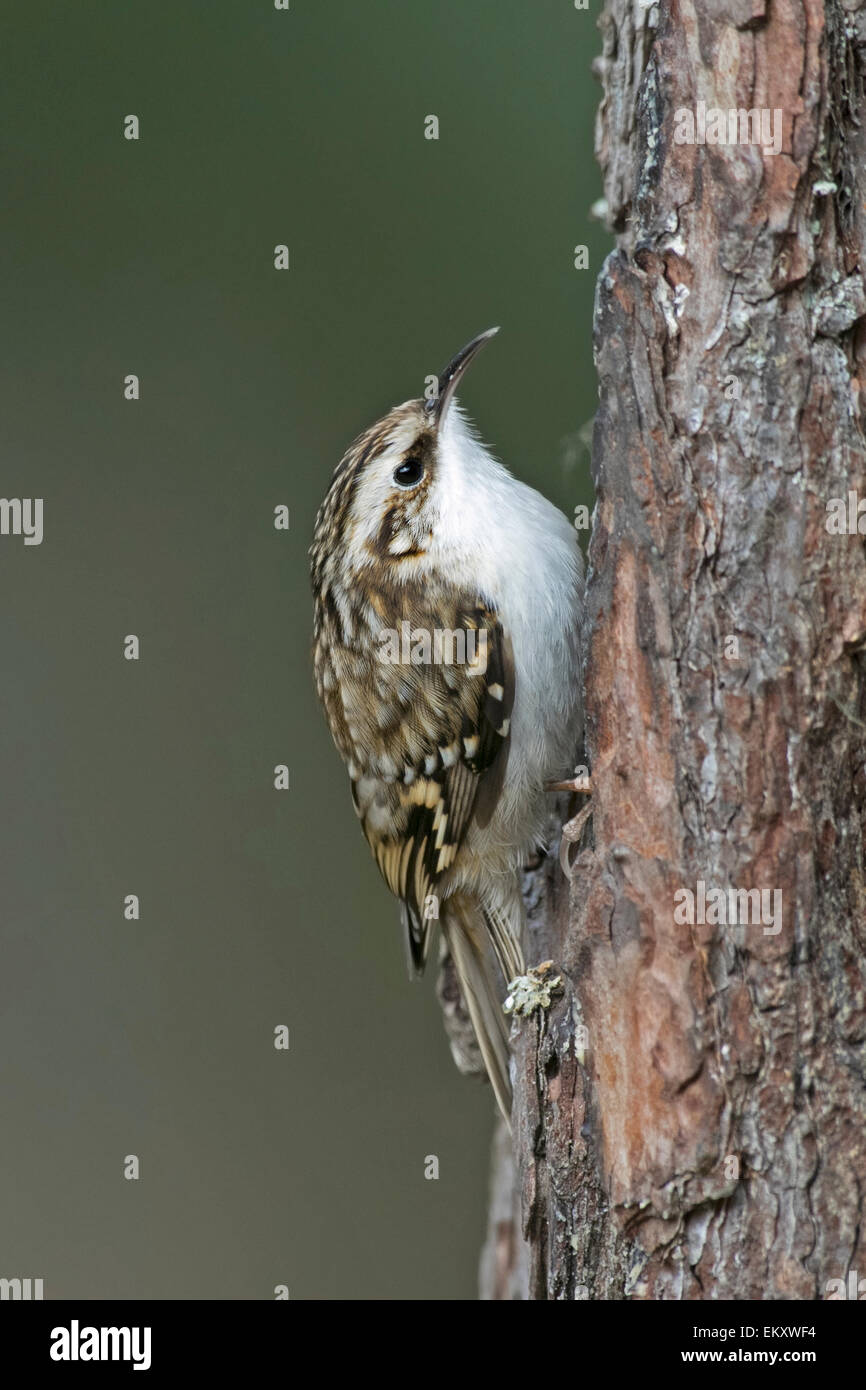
left=440, top=894, right=518, bottom=1129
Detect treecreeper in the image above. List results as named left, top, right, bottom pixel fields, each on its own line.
left=310, top=328, right=589, bottom=1126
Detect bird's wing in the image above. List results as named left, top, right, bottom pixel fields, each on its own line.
left=346, top=599, right=514, bottom=974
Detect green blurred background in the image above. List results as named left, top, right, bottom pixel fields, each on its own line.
left=0, top=0, right=604, bottom=1299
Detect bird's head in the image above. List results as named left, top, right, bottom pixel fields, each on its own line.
left=312, top=328, right=501, bottom=589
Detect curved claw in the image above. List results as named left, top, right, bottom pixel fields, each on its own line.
left=559, top=802, right=593, bottom=881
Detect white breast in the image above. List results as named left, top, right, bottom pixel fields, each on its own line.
left=435, top=406, right=585, bottom=867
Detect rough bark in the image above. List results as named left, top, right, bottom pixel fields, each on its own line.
left=482, top=0, right=866, bottom=1300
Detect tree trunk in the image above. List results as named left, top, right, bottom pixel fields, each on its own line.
left=481, top=0, right=866, bottom=1301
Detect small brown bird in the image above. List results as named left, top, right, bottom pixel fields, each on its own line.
left=310, top=329, right=585, bottom=1125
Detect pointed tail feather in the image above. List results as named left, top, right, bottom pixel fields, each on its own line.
left=441, top=896, right=513, bottom=1129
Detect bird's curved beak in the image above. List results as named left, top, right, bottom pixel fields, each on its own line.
left=427, top=326, right=499, bottom=428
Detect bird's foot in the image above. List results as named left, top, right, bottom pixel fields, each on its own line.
left=559, top=801, right=593, bottom=879
left=503, top=960, right=563, bottom=1017
left=551, top=774, right=593, bottom=879
left=546, top=773, right=592, bottom=796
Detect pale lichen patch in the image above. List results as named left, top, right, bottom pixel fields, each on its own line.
left=504, top=961, right=564, bottom=1017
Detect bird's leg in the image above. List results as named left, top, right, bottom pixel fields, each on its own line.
left=546, top=773, right=593, bottom=879
left=546, top=774, right=592, bottom=795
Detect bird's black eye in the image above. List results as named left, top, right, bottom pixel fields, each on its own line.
left=393, top=457, right=425, bottom=489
